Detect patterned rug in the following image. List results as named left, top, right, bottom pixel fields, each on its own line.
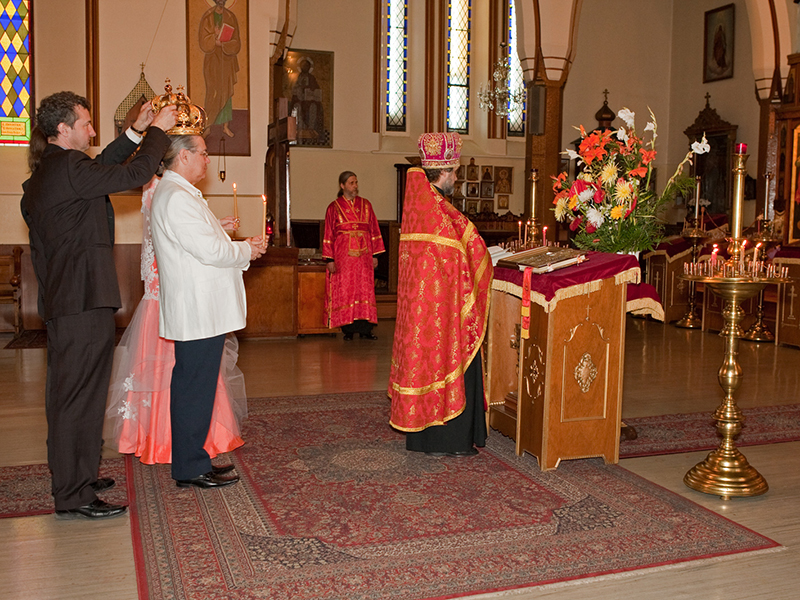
left=130, top=392, right=779, bottom=600
left=620, top=404, right=800, bottom=458
left=0, top=458, right=128, bottom=518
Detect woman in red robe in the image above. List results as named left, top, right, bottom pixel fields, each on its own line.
left=323, top=171, right=385, bottom=340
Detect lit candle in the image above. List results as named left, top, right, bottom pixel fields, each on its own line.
left=542, top=225, right=548, bottom=247
left=530, top=169, right=538, bottom=221
left=735, top=143, right=747, bottom=155
left=261, top=194, right=267, bottom=246
left=524, top=219, right=529, bottom=246
left=518, top=220, right=522, bottom=243
left=233, top=183, right=238, bottom=221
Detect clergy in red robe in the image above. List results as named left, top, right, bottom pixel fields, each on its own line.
left=323, top=171, right=385, bottom=340
left=389, top=133, right=493, bottom=456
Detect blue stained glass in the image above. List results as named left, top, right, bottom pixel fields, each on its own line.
left=12, top=96, right=24, bottom=116
left=13, top=76, right=24, bottom=94
left=0, top=14, right=11, bottom=29
left=6, top=45, right=17, bottom=63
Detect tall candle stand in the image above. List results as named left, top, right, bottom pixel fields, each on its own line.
left=675, top=228, right=706, bottom=329
left=742, top=231, right=777, bottom=342
left=680, top=147, right=788, bottom=499
left=526, top=169, right=541, bottom=248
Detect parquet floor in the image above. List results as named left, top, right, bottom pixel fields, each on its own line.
left=0, top=318, right=798, bottom=599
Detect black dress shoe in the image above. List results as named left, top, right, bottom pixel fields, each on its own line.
left=446, top=447, right=479, bottom=457
left=176, top=472, right=239, bottom=489
left=55, top=499, right=128, bottom=520
left=359, top=333, right=378, bottom=340
left=343, top=333, right=354, bottom=341
left=211, top=464, right=235, bottom=475
left=90, top=477, right=115, bottom=492
left=424, top=451, right=447, bottom=457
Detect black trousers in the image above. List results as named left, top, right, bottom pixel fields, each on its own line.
left=406, top=350, right=487, bottom=453
left=46, top=308, right=116, bottom=510
left=170, top=334, right=226, bottom=481
left=341, top=320, right=374, bottom=336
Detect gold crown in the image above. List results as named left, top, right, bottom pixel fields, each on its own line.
left=150, top=79, right=207, bottom=135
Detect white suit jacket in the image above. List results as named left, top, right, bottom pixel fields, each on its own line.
left=151, top=170, right=251, bottom=341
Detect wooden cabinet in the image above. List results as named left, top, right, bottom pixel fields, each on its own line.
left=297, top=264, right=336, bottom=334
left=241, top=247, right=299, bottom=337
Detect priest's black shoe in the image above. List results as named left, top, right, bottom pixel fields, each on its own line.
left=446, top=447, right=479, bottom=457
left=176, top=472, right=239, bottom=489
left=91, top=477, right=115, bottom=492
left=211, top=464, right=235, bottom=475
left=343, top=333, right=354, bottom=341
left=55, top=499, right=128, bottom=520
left=359, top=332, right=378, bottom=340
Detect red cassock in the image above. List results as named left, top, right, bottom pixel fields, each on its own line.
left=388, top=168, right=493, bottom=432
left=322, top=196, right=385, bottom=328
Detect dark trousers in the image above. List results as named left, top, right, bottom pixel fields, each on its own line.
left=170, top=334, right=226, bottom=480
left=46, top=308, right=116, bottom=510
left=406, top=350, right=487, bottom=453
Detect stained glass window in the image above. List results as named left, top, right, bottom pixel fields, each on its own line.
left=447, top=0, right=470, bottom=134
left=507, top=0, right=525, bottom=137
left=0, top=0, right=31, bottom=146
left=385, top=0, right=407, bottom=132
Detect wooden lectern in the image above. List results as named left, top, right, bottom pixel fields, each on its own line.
left=486, top=253, right=640, bottom=470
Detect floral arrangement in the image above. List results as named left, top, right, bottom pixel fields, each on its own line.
left=552, top=108, right=709, bottom=254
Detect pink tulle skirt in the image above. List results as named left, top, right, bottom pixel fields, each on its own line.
left=104, top=298, right=247, bottom=464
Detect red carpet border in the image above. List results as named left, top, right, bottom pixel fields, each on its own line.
left=0, top=458, right=127, bottom=518
left=130, top=392, right=779, bottom=600
left=619, top=403, right=800, bottom=458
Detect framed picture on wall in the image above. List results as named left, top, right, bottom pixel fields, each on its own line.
left=498, top=194, right=509, bottom=210
left=703, top=4, right=734, bottom=83
left=466, top=200, right=479, bottom=215
left=282, top=49, right=334, bottom=147
left=467, top=182, right=480, bottom=198
left=186, top=0, right=251, bottom=156
left=480, top=181, right=494, bottom=198
left=480, top=200, right=494, bottom=214
left=494, top=167, right=513, bottom=194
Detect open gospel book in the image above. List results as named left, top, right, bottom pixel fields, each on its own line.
left=494, top=246, right=587, bottom=273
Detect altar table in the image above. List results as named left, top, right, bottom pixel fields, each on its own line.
left=487, top=252, right=641, bottom=470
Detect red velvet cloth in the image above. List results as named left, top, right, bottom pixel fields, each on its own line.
left=322, top=196, right=385, bottom=328
left=493, top=251, right=638, bottom=302
left=389, top=169, right=493, bottom=432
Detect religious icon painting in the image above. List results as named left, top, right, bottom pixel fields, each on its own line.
left=498, top=194, right=509, bottom=210
left=186, top=0, right=251, bottom=156
left=453, top=181, right=466, bottom=199
left=703, top=4, right=734, bottom=83
left=466, top=158, right=479, bottom=181
left=494, top=166, right=513, bottom=194
left=456, top=165, right=465, bottom=180
left=481, top=166, right=494, bottom=181
left=480, top=181, right=495, bottom=198
left=453, top=198, right=466, bottom=212
left=466, top=200, right=479, bottom=215
left=480, top=200, right=494, bottom=214
left=466, top=182, right=480, bottom=198
left=283, top=49, right=334, bottom=148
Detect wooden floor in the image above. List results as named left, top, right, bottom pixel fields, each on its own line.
left=0, top=318, right=798, bottom=599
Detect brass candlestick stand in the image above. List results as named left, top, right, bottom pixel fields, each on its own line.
left=742, top=230, right=778, bottom=342
left=680, top=149, right=788, bottom=499
left=675, top=227, right=706, bottom=329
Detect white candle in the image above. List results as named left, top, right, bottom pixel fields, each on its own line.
left=261, top=194, right=267, bottom=245
left=233, top=183, right=238, bottom=221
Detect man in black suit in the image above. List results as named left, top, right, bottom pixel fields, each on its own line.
left=21, top=91, right=176, bottom=519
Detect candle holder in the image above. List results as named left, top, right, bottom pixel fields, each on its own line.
left=742, top=232, right=779, bottom=343
left=675, top=227, right=707, bottom=329
left=680, top=151, right=789, bottom=498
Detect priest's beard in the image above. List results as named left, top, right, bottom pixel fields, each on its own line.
left=440, top=180, right=455, bottom=197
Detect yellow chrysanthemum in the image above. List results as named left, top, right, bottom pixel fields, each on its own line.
left=615, top=180, right=633, bottom=202
left=568, top=195, right=579, bottom=211
left=610, top=204, right=626, bottom=220
left=555, top=197, right=569, bottom=220
left=600, top=163, right=618, bottom=186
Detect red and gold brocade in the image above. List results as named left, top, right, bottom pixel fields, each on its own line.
left=389, top=168, right=493, bottom=432
left=322, top=196, right=385, bottom=328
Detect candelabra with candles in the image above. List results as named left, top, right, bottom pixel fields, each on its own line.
left=525, top=169, right=541, bottom=247
left=680, top=144, right=790, bottom=499
left=675, top=176, right=707, bottom=329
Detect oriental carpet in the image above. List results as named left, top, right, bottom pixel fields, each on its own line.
left=128, top=392, right=779, bottom=600
left=619, top=403, right=800, bottom=458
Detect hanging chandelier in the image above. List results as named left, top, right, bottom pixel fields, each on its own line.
left=478, top=44, right=526, bottom=119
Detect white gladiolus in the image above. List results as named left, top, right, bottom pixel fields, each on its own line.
left=691, top=134, right=710, bottom=155
left=618, top=108, right=635, bottom=128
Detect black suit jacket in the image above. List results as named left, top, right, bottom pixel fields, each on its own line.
left=21, top=129, right=171, bottom=321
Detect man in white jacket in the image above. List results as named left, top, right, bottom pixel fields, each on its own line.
left=151, top=135, right=264, bottom=488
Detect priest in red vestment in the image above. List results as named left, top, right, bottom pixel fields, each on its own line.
left=389, top=133, right=493, bottom=456
left=323, top=171, right=385, bottom=340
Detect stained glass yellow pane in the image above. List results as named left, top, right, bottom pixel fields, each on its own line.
left=0, top=0, right=31, bottom=145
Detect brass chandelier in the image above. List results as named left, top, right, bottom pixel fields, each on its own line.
left=478, top=44, right=525, bottom=119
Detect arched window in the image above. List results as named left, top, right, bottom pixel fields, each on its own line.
left=0, top=0, right=32, bottom=145
left=446, top=0, right=471, bottom=134
left=385, top=0, right=407, bottom=132
left=506, top=0, right=525, bottom=137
